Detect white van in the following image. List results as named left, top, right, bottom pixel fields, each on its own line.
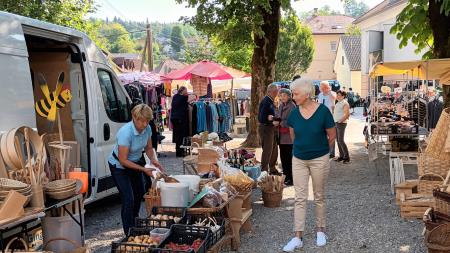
left=0, top=11, right=132, bottom=203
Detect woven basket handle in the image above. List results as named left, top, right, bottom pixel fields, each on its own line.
left=5, top=237, right=28, bottom=251
left=44, top=237, right=79, bottom=250
left=419, top=173, right=445, bottom=181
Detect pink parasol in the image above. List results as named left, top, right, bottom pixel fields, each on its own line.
left=162, top=60, right=250, bottom=80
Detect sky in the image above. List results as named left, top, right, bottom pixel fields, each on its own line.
left=90, top=0, right=385, bottom=23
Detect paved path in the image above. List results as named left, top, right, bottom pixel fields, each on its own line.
left=85, top=108, right=426, bottom=253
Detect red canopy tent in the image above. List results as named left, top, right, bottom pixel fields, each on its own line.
left=161, top=60, right=250, bottom=80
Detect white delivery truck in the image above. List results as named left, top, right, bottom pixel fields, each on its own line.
left=0, top=11, right=133, bottom=203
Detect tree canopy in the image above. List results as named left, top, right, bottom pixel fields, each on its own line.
left=275, top=13, right=314, bottom=81
left=171, top=25, right=186, bottom=53
left=343, top=0, right=369, bottom=18
left=0, top=0, right=106, bottom=48
left=100, top=22, right=137, bottom=53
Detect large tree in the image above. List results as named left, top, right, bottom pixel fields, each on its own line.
left=343, top=0, right=369, bottom=18
left=171, top=25, right=186, bottom=53
left=275, top=13, right=314, bottom=81
left=390, top=0, right=450, bottom=106
left=99, top=22, right=136, bottom=53
left=177, top=0, right=290, bottom=147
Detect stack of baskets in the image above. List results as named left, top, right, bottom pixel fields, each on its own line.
left=44, top=179, right=78, bottom=200
left=0, top=178, right=32, bottom=206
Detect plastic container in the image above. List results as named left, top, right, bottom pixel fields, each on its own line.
left=152, top=225, right=210, bottom=253
left=68, top=171, right=88, bottom=194
left=160, top=182, right=189, bottom=207
left=111, top=227, right=160, bottom=253
left=42, top=210, right=85, bottom=253
left=151, top=228, right=170, bottom=241
left=135, top=207, right=186, bottom=230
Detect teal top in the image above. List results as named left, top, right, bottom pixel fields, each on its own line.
left=108, top=121, right=152, bottom=169
left=287, top=104, right=335, bottom=160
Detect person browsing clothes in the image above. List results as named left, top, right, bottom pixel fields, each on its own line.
left=274, top=88, right=296, bottom=185
left=171, top=86, right=190, bottom=157
left=258, top=83, right=279, bottom=174
left=283, top=78, right=336, bottom=252
left=108, top=104, right=164, bottom=235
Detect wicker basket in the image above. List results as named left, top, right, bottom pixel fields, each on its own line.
left=418, top=153, right=450, bottom=178
left=426, top=108, right=450, bottom=161
left=425, top=223, right=450, bottom=253
left=144, top=188, right=161, bottom=216
left=434, top=189, right=450, bottom=217
left=262, top=191, right=282, bottom=208
left=418, top=174, right=444, bottom=195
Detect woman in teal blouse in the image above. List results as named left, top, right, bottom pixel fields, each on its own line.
left=283, top=79, right=336, bottom=252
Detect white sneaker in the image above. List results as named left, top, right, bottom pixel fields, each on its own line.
left=283, top=237, right=303, bottom=252
left=316, top=232, right=327, bottom=247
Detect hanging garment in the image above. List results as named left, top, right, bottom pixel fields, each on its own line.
left=195, top=102, right=207, bottom=133
left=209, top=103, right=219, bottom=133
left=427, top=98, right=443, bottom=129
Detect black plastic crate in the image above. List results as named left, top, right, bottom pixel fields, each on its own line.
left=136, top=207, right=187, bottom=230
left=183, top=214, right=225, bottom=247
left=111, top=227, right=159, bottom=253
left=151, top=225, right=210, bottom=253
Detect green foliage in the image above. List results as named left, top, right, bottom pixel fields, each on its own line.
left=176, top=0, right=291, bottom=48
left=100, top=22, right=136, bottom=53
left=275, top=13, right=314, bottom=81
left=343, top=0, right=369, bottom=18
left=184, top=36, right=215, bottom=63
left=390, top=0, right=435, bottom=59
left=345, top=24, right=361, bottom=35
left=0, top=0, right=107, bottom=49
left=212, top=38, right=253, bottom=73
left=298, top=5, right=341, bottom=21
left=171, top=25, right=186, bottom=53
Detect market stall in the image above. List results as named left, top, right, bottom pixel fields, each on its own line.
left=367, top=60, right=447, bottom=191
left=369, top=59, right=450, bottom=251
left=162, top=60, right=250, bottom=141
left=109, top=137, right=286, bottom=252
left=0, top=71, right=88, bottom=252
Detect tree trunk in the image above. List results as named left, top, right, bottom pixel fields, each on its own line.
left=242, top=0, right=282, bottom=147
left=428, top=0, right=450, bottom=107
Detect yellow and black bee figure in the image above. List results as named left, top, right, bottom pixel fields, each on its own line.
left=35, top=72, right=72, bottom=122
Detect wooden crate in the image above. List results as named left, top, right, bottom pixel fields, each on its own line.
left=400, top=194, right=434, bottom=219
left=395, top=180, right=419, bottom=204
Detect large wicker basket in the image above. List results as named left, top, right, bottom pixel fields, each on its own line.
left=262, top=191, right=282, bottom=208
left=418, top=153, right=450, bottom=178
left=426, top=108, right=450, bottom=161
left=425, top=223, right=450, bottom=253
left=434, top=189, right=450, bottom=217
left=418, top=174, right=444, bottom=195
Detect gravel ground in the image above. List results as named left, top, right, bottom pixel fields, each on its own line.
left=85, top=109, right=426, bottom=253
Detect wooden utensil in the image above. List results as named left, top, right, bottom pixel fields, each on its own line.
left=24, top=128, right=36, bottom=185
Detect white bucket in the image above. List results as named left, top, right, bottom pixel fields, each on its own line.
left=160, top=182, right=189, bottom=207
left=172, top=175, right=201, bottom=200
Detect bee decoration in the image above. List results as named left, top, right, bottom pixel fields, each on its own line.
left=35, top=72, right=72, bottom=121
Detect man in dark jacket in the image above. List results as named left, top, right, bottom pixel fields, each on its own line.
left=258, top=83, right=279, bottom=174
left=171, top=86, right=189, bottom=157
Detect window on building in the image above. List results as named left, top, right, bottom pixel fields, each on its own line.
left=342, top=56, right=345, bottom=65
left=330, top=41, right=337, bottom=52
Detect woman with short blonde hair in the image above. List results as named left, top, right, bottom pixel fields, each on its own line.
left=108, top=103, right=163, bottom=235
left=283, top=79, right=336, bottom=251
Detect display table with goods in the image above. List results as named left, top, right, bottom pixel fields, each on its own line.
left=111, top=145, right=257, bottom=252
left=0, top=124, right=87, bottom=252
